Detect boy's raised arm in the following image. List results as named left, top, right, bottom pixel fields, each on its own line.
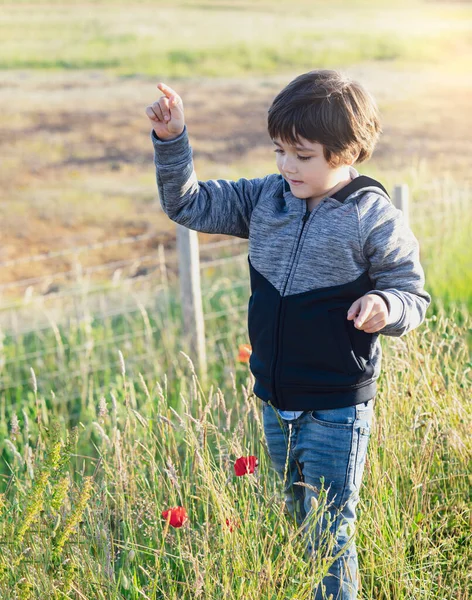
left=359, top=194, right=432, bottom=337
left=145, top=83, right=268, bottom=239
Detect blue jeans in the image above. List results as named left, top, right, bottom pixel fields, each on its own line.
left=262, top=399, right=374, bottom=600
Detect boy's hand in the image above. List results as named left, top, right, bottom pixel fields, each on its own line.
left=145, top=82, right=185, bottom=140
left=346, top=294, right=389, bottom=333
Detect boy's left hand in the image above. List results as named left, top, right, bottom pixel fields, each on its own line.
left=346, top=294, right=389, bottom=333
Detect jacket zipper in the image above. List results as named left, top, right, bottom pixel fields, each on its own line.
left=271, top=205, right=311, bottom=404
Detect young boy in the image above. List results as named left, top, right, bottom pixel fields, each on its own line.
left=146, top=70, right=431, bottom=599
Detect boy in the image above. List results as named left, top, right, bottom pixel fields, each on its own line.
left=146, top=70, right=431, bottom=599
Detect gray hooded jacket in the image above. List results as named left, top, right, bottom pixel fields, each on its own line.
left=151, top=125, right=431, bottom=411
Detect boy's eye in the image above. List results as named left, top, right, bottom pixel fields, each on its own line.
left=273, top=149, right=311, bottom=161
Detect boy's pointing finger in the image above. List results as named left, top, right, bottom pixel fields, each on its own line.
left=157, top=82, right=179, bottom=102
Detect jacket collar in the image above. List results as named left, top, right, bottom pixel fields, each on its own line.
left=281, top=166, right=390, bottom=203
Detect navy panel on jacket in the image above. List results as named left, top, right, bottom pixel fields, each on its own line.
left=248, top=256, right=377, bottom=410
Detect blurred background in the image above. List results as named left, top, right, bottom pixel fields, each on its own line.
left=0, top=0, right=471, bottom=418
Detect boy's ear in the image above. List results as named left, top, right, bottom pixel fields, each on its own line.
left=328, top=153, right=342, bottom=168
left=347, top=149, right=360, bottom=165
left=330, top=153, right=349, bottom=168
left=328, top=149, right=358, bottom=168
left=338, top=150, right=359, bottom=167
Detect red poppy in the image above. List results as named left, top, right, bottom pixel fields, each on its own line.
left=225, top=517, right=240, bottom=532
left=237, top=344, right=252, bottom=363
left=161, top=506, right=188, bottom=528
left=234, top=455, right=259, bottom=476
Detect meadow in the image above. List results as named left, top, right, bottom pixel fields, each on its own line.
left=0, top=0, right=471, bottom=598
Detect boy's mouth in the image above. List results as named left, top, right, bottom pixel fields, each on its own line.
left=288, top=178, right=304, bottom=185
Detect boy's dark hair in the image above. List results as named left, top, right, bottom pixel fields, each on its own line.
left=267, top=69, right=382, bottom=167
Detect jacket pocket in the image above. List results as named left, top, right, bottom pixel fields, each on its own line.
left=328, top=307, right=366, bottom=374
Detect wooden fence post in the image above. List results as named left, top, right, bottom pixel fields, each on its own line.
left=393, top=184, right=410, bottom=228
left=176, top=225, right=208, bottom=389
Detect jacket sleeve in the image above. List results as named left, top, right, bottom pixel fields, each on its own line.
left=359, top=193, right=431, bottom=337
left=151, top=125, right=268, bottom=239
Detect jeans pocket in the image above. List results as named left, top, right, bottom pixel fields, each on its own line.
left=307, top=404, right=357, bottom=429
left=355, top=398, right=374, bottom=432
left=353, top=423, right=371, bottom=489
left=352, top=399, right=374, bottom=489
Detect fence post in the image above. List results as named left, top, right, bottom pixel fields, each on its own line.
left=176, top=225, right=208, bottom=389
left=393, top=184, right=410, bottom=228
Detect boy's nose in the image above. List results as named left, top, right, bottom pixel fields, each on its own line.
left=282, top=157, right=298, bottom=174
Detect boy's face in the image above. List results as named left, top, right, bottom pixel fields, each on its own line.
left=272, top=134, right=351, bottom=204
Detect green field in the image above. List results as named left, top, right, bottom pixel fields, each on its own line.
left=1, top=1, right=471, bottom=75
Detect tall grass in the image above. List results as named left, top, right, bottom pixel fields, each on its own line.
left=0, top=182, right=470, bottom=596
left=0, top=304, right=470, bottom=598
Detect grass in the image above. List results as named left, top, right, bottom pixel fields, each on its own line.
left=0, top=239, right=471, bottom=598
left=0, top=301, right=470, bottom=598
left=1, top=3, right=471, bottom=76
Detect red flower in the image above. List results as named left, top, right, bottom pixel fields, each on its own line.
left=161, top=506, right=188, bottom=528
left=225, top=517, right=240, bottom=532
left=234, top=455, right=259, bottom=476
left=237, top=344, right=252, bottom=363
